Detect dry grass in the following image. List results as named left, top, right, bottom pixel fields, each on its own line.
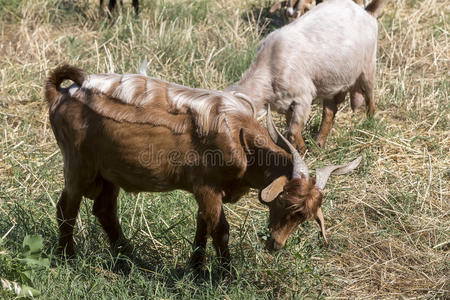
left=0, top=0, right=449, bottom=298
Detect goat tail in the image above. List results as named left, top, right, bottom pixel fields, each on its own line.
left=365, top=0, right=388, bottom=18
left=45, top=64, right=85, bottom=108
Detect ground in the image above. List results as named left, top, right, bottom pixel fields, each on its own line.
left=0, top=0, right=448, bottom=298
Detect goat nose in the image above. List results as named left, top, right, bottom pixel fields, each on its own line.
left=266, top=238, right=284, bottom=252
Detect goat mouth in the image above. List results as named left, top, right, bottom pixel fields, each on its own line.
left=266, top=238, right=285, bottom=251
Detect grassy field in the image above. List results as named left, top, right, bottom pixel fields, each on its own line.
left=0, top=0, right=448, bottom=298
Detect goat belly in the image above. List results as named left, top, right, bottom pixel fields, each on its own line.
left=92, top=119, right=194, bottom=193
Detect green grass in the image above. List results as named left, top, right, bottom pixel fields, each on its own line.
left=1, top=0, right=449, bottom=298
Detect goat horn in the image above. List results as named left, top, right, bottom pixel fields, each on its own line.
left=267, top=105, right=309, bottom=179
left=315, top=207, right=328, bottom=244
left=315, top=156, right=362, bottom=190
left=231, top=92, right=256, bottom=118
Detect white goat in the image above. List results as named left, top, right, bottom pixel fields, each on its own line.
left=229, top=0, right=387, bottom=152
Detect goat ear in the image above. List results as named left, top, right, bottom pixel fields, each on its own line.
left=260, top=176, right=289, bottom=203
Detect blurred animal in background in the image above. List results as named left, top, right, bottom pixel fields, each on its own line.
left=229, top=0, right=388, bottom=153
left=270, top=0, right=316, bottom=19
left=270, top=0, right=369, bottom=20
left=100, top=0, right=139, bottom=16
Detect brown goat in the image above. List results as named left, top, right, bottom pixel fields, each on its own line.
left=45, top=65, right=361, bottom=271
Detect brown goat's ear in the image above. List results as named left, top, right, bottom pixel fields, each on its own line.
left=260, top=176, right=288, bottom=203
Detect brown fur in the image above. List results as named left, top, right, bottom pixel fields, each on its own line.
left=260, top=176, right=323, bottom=249
left=270, top=0, right=370, bottom=19
left=46, top=65, right=244, bottom=135
left=46, top=65, right=325, bottom=270
left=283, top=177, right=322, bottom=219
left=365, top=0, right=387, bottom=18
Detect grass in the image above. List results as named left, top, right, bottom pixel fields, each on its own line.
left=0, top=0, right=449, bottom=298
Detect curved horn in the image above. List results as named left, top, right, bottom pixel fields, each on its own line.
left=315, top=156, right=362, bottom=190
left=231, top=91, right=256, bottom=118
left=267, top=105, right=309, bottom=179
left=315, top=207, right=328, bottom=244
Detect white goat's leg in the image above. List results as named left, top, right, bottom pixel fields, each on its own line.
left=286, top=100, right=311, bottom=154
left=316, top=92, right=346, bottom=148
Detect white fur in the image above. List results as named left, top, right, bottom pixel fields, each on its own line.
left=69, top=72, right=254, bottom=135
left=228, top=0, right=378, bottom=128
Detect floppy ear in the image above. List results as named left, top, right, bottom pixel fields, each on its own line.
left=260, top=176, right=289, bottom=203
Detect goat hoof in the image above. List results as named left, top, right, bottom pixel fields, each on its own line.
left=315, top=140, right=325, bottom=149
left=189, top=252, right=207, bottom=273
left=314, top=136, right=328, bottom=149
left=293, top=142, right=306, bottom=154
left=189, top=260, right=207, bottom=273
left=112, top=256, right=133, bottom=275
left=112, top=239, right=134, bottom=257
left=57, top=243, right=75, bottom=259
left=219, top=260, right=233, bottom=278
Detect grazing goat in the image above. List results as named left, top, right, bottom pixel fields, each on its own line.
left=233, top=0, right=388, bottom=153
left=45, top=65, right=361, bottom=271
left=270, top=0, right=369, bottom=19
left=270, top=0, right=317, bottom=19
left=100, top=0, right=139, bottom=16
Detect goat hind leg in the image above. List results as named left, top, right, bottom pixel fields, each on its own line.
left=56, top=189, right=82, bottom=257
left=363, top=72, right=376, bottom=118
left=92, top=180, right=130, bottom=255
left=359, top=61, right=376, bottom=117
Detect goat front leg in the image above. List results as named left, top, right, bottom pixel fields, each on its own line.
left=211, top=207, right=230, bottom=271
left=286, top=101, right=311, bottom=154
left=315, top=92, right=346, bottom=148
left=190, top=187, right=230, bottom=272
